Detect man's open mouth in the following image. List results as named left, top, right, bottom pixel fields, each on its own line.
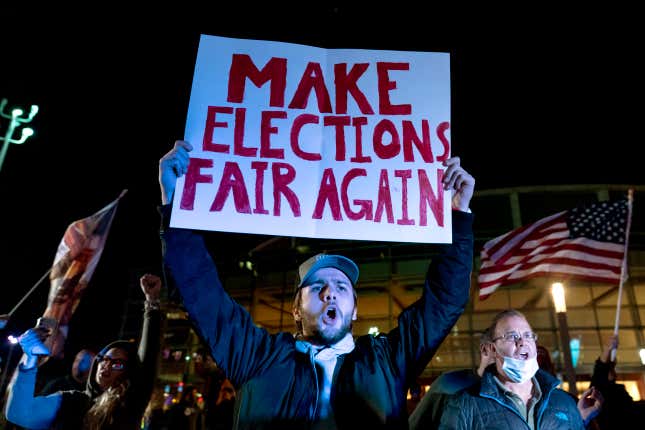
left=323, top=306, right=338, bottom=324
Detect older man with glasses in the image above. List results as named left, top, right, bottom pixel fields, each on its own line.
left=438, top=309, right=603, bottom=430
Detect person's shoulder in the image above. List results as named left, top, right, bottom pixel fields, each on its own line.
left=442, top=368, right=478, bottom=382
left=442, top=385, right=479, bottom=411
left=353, top=332, right=386, bottom=349
left=550, top=387, right=578, bottom=406
left=613, top=383, right=635, bottom=401
left=430, top=369, right=479, bottom=395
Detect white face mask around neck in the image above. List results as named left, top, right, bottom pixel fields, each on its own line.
left=501, top=355, right=539, bottom=383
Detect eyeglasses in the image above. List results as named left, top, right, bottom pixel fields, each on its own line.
left=492, top=331, right=538, bottom=343
left=97, top=355, right=127, bottom=371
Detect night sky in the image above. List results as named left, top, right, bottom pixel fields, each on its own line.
left=0, top=6, right=641, bottom=364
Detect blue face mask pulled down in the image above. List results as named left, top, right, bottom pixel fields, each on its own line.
left=502, top=356, right=539, bottom=383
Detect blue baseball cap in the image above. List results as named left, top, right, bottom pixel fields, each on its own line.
left=297, top=253, right=359, bottom=290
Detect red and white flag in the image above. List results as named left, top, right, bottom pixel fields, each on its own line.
left=42, top=190, right=126, bottom=357
left=478, top=199, right=630, bottom=300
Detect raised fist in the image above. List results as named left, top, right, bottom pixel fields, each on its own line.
left=140, top=273, right=162, bottom=301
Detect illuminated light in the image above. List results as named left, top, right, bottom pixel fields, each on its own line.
left=1, top=98, right=39, bottom=173
left=551, top=282, right=567, bottom=313
left=639, top=348, right=645, bottom=365
left=570, top=338, right=580, bottom=368
left=8, top=335, right=19, bottom=344
left=368, top=326, right=379, bottom=336
left=166, top=311, right=188, bottom=320
left=185, top=356, right=190, bottom=361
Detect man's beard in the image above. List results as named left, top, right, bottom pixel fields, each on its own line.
left=302, top=312, right=353, bottom=345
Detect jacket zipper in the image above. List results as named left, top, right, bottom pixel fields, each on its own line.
left=534, top=382, right=557, bottom=429
left=309, top=348, right=319, bottom=421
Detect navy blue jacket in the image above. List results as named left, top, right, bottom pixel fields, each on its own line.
left=438, top=369, right=584, bottom=429
left=162, top=209, right=473, bottom=430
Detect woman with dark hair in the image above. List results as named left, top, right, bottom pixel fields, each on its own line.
left=4, top=274, right=162, bottom=430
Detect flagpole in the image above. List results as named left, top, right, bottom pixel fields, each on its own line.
left=611, top=189, right=634, bottom=361
left=0, top=268, right=52, bottom=329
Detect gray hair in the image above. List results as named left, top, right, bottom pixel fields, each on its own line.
left=484, top=309, right=528, bottom=340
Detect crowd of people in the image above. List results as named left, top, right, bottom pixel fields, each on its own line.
left=141, top=350, right=237, bottom=430
left=0, top=139, right=640, bottom=429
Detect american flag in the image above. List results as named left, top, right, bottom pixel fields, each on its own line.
left=478, top=199, right=629, bottom=300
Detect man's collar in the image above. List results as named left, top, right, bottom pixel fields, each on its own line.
left=295, top=332, right=355, bottom=356
left=482, top=368, right=556, bottom=398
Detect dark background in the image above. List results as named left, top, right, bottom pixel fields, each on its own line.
left=0, top=6, right=641, bottom=368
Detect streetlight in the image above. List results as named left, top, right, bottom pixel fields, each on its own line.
left=0, top=98, right=39, bottom=173
left=551, top=282, right=578, bottom=396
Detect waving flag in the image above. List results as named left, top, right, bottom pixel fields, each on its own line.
left=41, top=190, right=126, bottom=358
left=478, top=199, right=629, bottom=300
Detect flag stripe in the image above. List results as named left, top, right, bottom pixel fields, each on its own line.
left=484, top=212, right=567, bottom=264
left=483, top=211, right=565, bottom=256
left=478, top=256, right=622, bottom=287
left=503, top=238, right=624, bottom=260
left=479, top=263, right=621, bottom=290
left=478, top=269, right=621, bottom=298
left=479, top=241, right=625, bottom=276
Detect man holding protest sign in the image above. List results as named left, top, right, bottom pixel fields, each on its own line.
left=160, top=139, right=474, bottom=429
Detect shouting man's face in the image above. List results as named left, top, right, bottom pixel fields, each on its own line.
left=293, top=268, right=357, bottom=345
left=492, top=315, right=538, bottom=381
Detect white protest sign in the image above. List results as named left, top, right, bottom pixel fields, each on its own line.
left=171, top=34, right=452, bottom=243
